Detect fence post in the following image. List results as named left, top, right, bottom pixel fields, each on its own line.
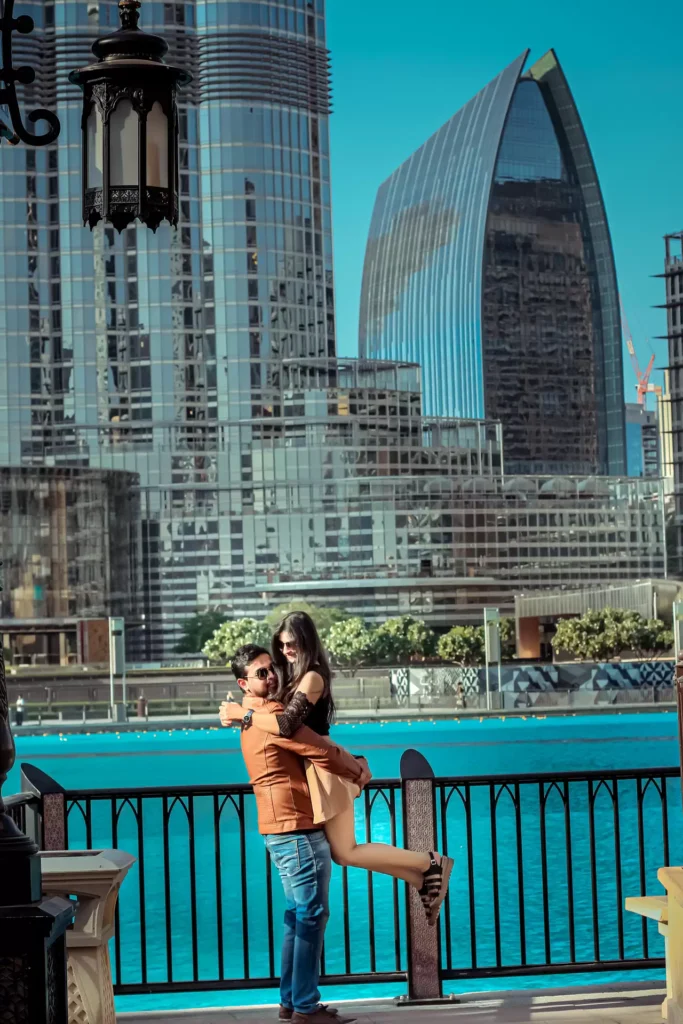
left=398, top=749, right=454, bottom=1005
left=21, top=764, right=67, bottom=851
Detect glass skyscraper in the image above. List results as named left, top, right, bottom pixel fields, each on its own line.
left=0, top=25, right=663, bottom=663
left=0, top=0, right=334, bottom=657
left=625, top=404, right=660, bottom=480
left=359, top=50, right=626, bottom=478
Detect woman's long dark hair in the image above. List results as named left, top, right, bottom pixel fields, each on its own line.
left=272, top=611, right=335, bottom=727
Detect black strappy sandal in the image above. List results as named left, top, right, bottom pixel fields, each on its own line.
left=418, top=851, right=454, bottom=926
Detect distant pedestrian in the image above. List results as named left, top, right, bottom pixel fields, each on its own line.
left=15, top=694, right=25, bottom=727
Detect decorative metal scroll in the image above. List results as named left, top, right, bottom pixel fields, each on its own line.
left=0, top=0, right=60, bottom=145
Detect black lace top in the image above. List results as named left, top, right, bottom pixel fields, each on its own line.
left=275, top=690, right=332, bottom=738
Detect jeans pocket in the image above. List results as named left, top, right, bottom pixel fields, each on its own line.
left=266, top=838, right=300, bottom=877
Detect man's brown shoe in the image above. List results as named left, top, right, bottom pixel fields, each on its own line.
left=279, top=1007, right=293, bottom=1021
left=291, top=1007, right=355, bottom=1024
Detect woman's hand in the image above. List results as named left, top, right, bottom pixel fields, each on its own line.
left=219, top=701, right=244, bottom=727
left=355, top=756, right=372, bottom=791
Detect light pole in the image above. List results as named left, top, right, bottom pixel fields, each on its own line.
left=483, top=607, right=502, bottom=712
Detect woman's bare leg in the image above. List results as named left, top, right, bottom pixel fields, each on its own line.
left=325, top=805, right=433, bottom=889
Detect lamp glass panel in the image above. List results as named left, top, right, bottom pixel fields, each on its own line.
left=109, top=100, right=139, bottom=186
left=86, top=104, right=103, bottom=187
left=146, top=101, right=169, bottom=188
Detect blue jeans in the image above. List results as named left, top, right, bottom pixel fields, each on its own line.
left=265, top=830, right=331, bottom=1015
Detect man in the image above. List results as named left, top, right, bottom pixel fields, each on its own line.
left=220, top=645, right=369, bottom=1024
left=15, top=694, right=25, bottom=727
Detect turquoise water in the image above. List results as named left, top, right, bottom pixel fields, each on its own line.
left=10, top=711, right=682, bottom=792
left=10, top=713, right=681, bottom=1010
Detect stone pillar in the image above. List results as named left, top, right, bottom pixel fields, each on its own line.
left=40, top=848, right=136, bottom=1024
left=21, top=763, right=68, bottom=852
left=397, top=749, right=456, bottom=1006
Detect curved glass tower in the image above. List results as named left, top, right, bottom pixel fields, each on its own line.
left=359, top=50, right=626, bottom=477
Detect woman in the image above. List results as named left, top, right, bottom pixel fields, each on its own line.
left=224, top=611, right=452, bottom=925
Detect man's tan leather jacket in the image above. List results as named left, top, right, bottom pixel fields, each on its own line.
left=239, top=696, right=363, bottom=834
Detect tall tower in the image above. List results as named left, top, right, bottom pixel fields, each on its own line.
left=660, top=232, right=683, bottom=576
left=0, top=0, right=335, bottom=657
left=359, top=50, right=626, bottom=477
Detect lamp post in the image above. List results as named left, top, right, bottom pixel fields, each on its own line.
left=69, top=0, right=190, bottom=233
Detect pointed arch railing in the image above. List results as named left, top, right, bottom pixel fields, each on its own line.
left=13, top=761, right=679, bottom=1000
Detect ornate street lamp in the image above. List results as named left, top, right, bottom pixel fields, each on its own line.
left=69, top=0, right=191, bottom=233
left=0, top=0, right=60, bottom=144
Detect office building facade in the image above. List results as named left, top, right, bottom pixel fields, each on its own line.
left=0, top=18, right=663, bottom=658
left=359, top=50, right=626, bottom=477
left=660, top=232, right=683, bottom=575
left=1, top=0, right=335, bottom=657
left=658, top=371, right=674, bottom=491
left=625, top=403, right=660, bottom=479
left=0, top=466, right=139, bottom=662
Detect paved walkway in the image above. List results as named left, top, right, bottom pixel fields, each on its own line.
left=118, top=985, right=665, bottom=1023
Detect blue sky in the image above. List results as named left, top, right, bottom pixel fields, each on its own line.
left=326, top=0, right=682, bottom=404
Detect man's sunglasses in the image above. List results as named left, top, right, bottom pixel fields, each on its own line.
left=248, top=667, right=271, bottom=680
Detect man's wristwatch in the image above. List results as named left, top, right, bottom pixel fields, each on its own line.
left=242, top=709, right=254, bottom=728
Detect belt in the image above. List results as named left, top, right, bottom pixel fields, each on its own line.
left=277, top=828, right=324, bottom=837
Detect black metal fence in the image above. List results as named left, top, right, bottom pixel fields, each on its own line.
left=15, top=762, right=679, bottom=998
left=435, top=769, right=676, bottom=982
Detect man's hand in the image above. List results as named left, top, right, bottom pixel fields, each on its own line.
left=355, top=755, right=372, bottom=791
left=219, top=701, right=244, bottom=728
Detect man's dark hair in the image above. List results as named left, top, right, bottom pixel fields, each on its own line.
left=231, top=644, right=270, bottom=682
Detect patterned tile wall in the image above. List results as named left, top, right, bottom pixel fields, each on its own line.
left=390, top=661, right=675, bottom=705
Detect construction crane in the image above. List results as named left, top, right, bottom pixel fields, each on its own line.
left=620, top=299, right=661, bottom=405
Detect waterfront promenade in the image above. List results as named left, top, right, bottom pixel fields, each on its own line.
left=118, top=984, right=665, bottom=1023
left=11, top=742, right=675, bottom=1022
left=11, top=700, right=677, bottom=736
